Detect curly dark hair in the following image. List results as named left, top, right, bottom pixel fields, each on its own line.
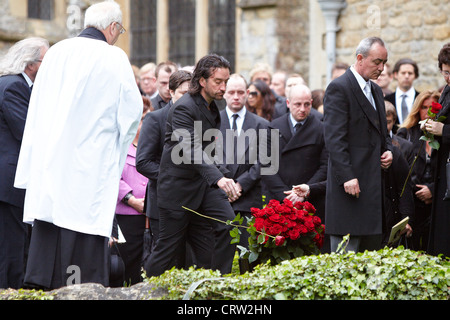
left=245, top=79, right=276, bottom=121
left=438, top=43, right=450, bottom=70
left=189, top=54, right=231, bottom=95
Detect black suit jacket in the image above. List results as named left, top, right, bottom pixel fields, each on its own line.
left=385, top=89, right=420, bottom=132
left=323, top=68, right=393, bottom=236
left=0, top=74, right=32, bottom=207
left=157, top=93, right=228, bottom=210
left=151, top=93, right=169, bottom=111
left=136, top=101, right=172, bottom=219
left=219, top=109, right=269, bottom=212
left=263, top=113, right=328, bottom=215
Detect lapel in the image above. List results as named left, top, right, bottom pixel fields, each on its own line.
left=274, top=114, right=293, bottom=148
left=194, top=94, right=219, bottom=129
left=346, top=70, right=381, bottom=133
left=282, top=116, right=317, bottom=153
left=438, top=85, right=450, bottom=118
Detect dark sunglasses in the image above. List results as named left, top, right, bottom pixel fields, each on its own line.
left=248, top=91, right=259, bottom=97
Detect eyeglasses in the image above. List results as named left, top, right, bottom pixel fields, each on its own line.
left=440, top=70, right=450, bottom=77
left=248, top=91, right=259, bottom=97
left=116, top=22, right=126, bottom=34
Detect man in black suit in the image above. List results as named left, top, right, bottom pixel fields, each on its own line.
left=273, top=74, right=324, bottom=121
left=144, top=54, right=240, bottom=277
left=136, top=70, right=192, bottom=260
left=0, top=37, right=49, bottom=289
left=323, top=37, right=393, bottom=253
left=150, top=61, right=178, bottom=110
left=220, top=73, right=269, bottom=248
left=263, top=84, right=328, bottom=229
left=385, top=58, right=420, bottom=131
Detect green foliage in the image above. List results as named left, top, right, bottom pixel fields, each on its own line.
left=144, top=247, right=450, bottom=300
left=0, top=288, right=54, bottom=300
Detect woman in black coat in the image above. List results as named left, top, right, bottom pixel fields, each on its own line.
left=425, top=43, right=450, bottom=258
left=397, top=90, right=441, bottom=251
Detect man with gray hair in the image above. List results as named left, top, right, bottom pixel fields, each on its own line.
left=323, top=37, right=393, bottom=253
left=0, top=37, right=48, bottom=289
left=14, top=1, right=142, bottom=289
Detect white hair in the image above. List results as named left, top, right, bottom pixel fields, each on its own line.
left=84, top=1, right=122, bottom=31
left=0, top=37, right=49, bottom=76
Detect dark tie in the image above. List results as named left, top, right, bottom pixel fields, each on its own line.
left=294, top=122, right=302, bottom=133
left=232, top=114, right=239, bottom=131
left=401, top=94, right=408, bottom=121
left=232, top=114, right=239, bottom=164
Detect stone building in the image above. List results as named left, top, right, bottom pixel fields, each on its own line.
left=0, top=0, right=449, bottom=92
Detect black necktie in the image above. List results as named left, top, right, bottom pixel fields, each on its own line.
left=294, top=122, right=302, bottom=133
left=232, top=114, right=239, bottom=131
left=231, top=114, right=239, bottom=164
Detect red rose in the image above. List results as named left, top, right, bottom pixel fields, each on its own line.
left=268, top=199, right=280, bottom=207
left=268, top=224, right=283, bottom=236
left=288, top=228, right=300, bottom=240
left=303, top=201, right=316, bottom=214
left=304, top=219, right=315, bottom=232
left=275, top=235, right=285, bottom=246
left=298, top=225, right=308, bottom=235
left=254, top=217, right=265, bottom=231
left=269, top=214, right=285, bottom=224
left=312, top=216, right=322, bottom=226
left=283, top=198, right=293, bottom=208
left=431, top=101, right=443, bottom=115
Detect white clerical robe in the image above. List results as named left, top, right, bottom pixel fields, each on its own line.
left=14, top=36, right=143, bottom=238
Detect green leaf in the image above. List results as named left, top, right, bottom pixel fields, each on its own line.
left=437, top=116, right=447, bottom=122
left=419, top=135, right=431, bottom=142
left=429, top=140, right=440, bottom=150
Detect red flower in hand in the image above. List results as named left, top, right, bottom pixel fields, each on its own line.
left=430, top=101, right=443, bottom=115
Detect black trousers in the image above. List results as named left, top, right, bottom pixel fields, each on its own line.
left=24, top=220, right=110, bottom=290
left=0, top=201, right=29, bottom=289
left=144, top=188, right=236, bottom=277
left=115, top=214, right=146, bottom=286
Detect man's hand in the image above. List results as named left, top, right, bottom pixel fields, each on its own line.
left=424, top=119, right=444, bottom=136
left=217, top=177, right=241, bottom=202
left=415, top=184, right=432, bottom=204
left=381, top=150, right=393, bottom=170
left=344, top=178, right=360, bottom=198
left=284, top=189, right=304, bottom=203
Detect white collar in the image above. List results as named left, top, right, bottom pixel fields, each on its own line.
left=21, top=72, right=33, bottom=87
left=350, top=65, right=371, bottom=92
left=395, top=86, right=415, bottom=98
left=225, top=106, right=246, bottom=120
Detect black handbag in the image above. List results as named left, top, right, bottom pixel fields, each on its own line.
left=444, top=152, right=450, bottom=201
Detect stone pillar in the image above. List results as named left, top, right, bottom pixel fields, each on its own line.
left=318, top=0, right=346, bottom=84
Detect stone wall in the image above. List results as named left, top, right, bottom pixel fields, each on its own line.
left=238, top=0, right=310, bottom=82
left=336, top=0, right=450, bottom=91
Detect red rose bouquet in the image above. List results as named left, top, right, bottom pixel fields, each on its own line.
left=183, top=198, right=325, bottom=269
left=244, top=198, right=325, bottom=266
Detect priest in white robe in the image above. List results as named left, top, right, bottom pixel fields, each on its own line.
left=14, top=1, right=143, bottom=289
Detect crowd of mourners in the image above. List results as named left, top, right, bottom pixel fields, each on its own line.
left=0, top=1, right=449, bottom=290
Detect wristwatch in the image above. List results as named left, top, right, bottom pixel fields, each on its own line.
left=122, top=192, right=133, bottom=205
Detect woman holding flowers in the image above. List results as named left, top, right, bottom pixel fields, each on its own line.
left=397, top=90, right=441, bottom=251
left=425, top=43, right=450, bottom=258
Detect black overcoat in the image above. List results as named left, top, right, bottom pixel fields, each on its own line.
left=323, top=68, right=392, bottom=236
